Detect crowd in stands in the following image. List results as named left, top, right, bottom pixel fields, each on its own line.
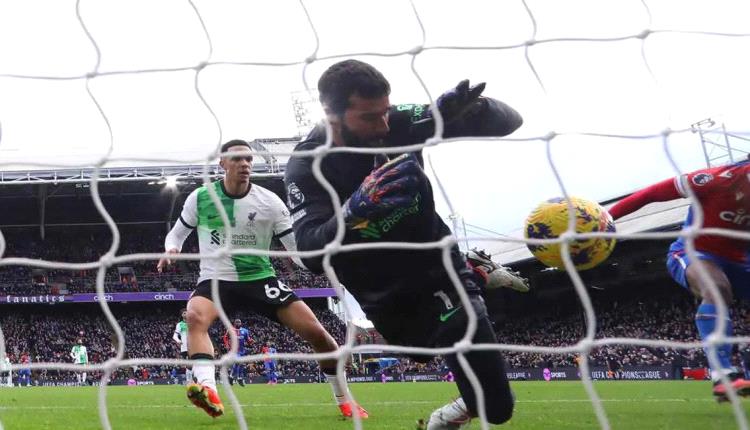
left=0, top=303, right=346, bottom=384
left=2, top=289, right=750, bottom=386
left=4, top=227, right=750, bottom=385
left=495, top=291, right=749, bottom=370
left=0, top=225, right=331, bottom=296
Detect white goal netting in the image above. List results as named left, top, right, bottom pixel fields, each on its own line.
left=1, top=0, right=750, bottom=429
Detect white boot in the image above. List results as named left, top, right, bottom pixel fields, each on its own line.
left=424, top=398, right=471, bottom=430
left=467, top=248, right=530, bottom=292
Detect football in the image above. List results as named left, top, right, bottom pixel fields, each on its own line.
left=524, top=196, right=616, bottom=271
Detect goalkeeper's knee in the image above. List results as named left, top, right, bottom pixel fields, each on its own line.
left=484, top=389, right=514, bottom=424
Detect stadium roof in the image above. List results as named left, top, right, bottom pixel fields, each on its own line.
left=0, top=137, right=299, bottom=185
left=492, top=198, right=690, bottom=266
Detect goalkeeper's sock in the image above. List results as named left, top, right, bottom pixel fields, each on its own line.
left=695, top=303, right=734, bottom=380
left=323, top=369, right=349, bottom=405
left=190, top=353, right=217, bottom=391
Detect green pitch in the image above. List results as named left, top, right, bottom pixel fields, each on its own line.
left=0, top=381, right=747, bottom=429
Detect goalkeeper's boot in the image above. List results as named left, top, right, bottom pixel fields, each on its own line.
left=339, top=402, right=369, bottom=419
left=419, top=398, right=471, bottom=430
left=186, top=383, right=224, bottom=417
left=714, top=373, right=750, bottom=402
left=466, top=248, right=530, bottom=293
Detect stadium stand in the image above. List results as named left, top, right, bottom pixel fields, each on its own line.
left=0, top=224, right=330, bottom=295
left=0, top=303, right=345, bottom=384
left=2, top=172, right=747, bottom=387
left=3, top=286, right=748, bottom=386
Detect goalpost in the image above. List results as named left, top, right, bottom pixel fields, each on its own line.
left=1, top=1, right=750, bottom=430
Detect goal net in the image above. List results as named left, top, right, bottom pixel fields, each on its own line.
left=1, top=1, right=750, bottom=429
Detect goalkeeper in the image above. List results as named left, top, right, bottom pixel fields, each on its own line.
left=284, top=60, right=523, bottom=429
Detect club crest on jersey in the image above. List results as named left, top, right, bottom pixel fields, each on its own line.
left=692, top=173, right=713, bottom=186
left=210, top=229, right=221, bottom=245
left=247, top=211, right=257, bottom=227
left=287, top=182, right=305, bottom=208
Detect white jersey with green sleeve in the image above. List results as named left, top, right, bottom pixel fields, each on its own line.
left=71, top=345, right=88, bottom=364
left=173, top=320, right=188, bottom=352
left=165, top=181, right=295, bottom=283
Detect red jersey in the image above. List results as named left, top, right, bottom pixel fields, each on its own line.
left=610, top=161, right=750, bottom=263
left=223, top=327, right=252, bottom=351
left=261, top=346, right=275, bottom=362
left=222, top=329, right=235, bottom=349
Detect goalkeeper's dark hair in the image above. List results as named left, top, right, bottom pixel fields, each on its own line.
left=220, top=139, right=251, bottom=155
left=318, top=60, right=391, bottom=115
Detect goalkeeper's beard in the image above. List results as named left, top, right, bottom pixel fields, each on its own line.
left=341, top=122, right=384, bottom=148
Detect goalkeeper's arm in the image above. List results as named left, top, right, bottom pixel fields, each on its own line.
left=282, top=170, right=354, bottom=274
left=392, top=81, right=523, bottom=142
left=284, top=154, right=425, bottom=273
left=400, top=99, right=523, bottom=141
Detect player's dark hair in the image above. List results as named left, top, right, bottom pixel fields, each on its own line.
left=318, top=60, right=391, bottom=115
left=221, top=139, right=251, bottom=154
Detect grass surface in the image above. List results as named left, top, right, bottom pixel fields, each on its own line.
left=0, top=380, right=747, bottom=429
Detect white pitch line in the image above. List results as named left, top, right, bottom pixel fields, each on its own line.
left=0, top=398, right=717, bottom=411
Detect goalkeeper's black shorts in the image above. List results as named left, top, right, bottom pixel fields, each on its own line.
left=368, top=288, right=514, bottom=424
left=367, top=273, right=487, bottom=350
left=368, top=289, right=488, bottom=353
left=191, top=277, right=300, bottom=323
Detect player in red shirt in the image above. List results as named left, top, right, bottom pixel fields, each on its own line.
left=261, top=342, right=278, bottom=384
left=18, top=352, right=31, bottom=387
left=222, top=319, right=253, bottom=386
left=609, top=158, right=750, bottom=401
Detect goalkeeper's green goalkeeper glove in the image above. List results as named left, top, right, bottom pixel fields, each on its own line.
left=342, top=153, right=426, bottom=226
left=410, top=79, right=486, bottom=138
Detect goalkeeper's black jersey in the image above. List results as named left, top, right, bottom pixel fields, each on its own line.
left=284, top=98, right=522, bottom=314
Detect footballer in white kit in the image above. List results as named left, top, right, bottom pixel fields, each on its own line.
left=157, top=140, right=365, bottom=420
left=173, top=308, right=192, bottom=384
left=0, top=353, right=12, bottom=387
left=70, top=339, right=88, bottom=386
